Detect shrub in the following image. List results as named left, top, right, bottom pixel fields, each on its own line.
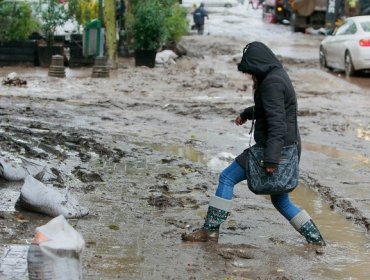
left=38, top=0, right=69, bottom=45
left=0, top=1, right=40, bottom=42
left=131, top=0, right=166, bottom=51
left=68, top=0, right=98, bottom=26
left=164, top=4, right=188, bottom=44
left=125, top=0, right=188, bottom=51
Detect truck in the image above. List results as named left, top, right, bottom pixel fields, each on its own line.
left=287, top=0, right=327, bottom=32
left=289, top=0, right=370, bottom=33
left=262, top=0, right=326, bottom=30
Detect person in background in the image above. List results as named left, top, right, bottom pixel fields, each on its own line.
left=192, top=3, right=209, bottom=35
left=181, top=41, right=326, bottom=246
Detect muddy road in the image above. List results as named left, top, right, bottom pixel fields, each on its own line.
left=1, top=5, right=370, bottom=280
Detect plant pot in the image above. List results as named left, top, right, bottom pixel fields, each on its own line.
left=134, top=50, right=157, bottom=68
left=0, top=41, right=38, bottom=66
left=37, top=45, right=64, bottom=67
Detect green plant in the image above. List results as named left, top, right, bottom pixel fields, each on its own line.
left=68, top=0, right=98, bottom=27
left=38, top=0, right=69, bottom=45
left=131, top=0, right=166, bottom=51
left=164, top=4, right=188, bottom=44
left=0, top=0, right=40, bottom=42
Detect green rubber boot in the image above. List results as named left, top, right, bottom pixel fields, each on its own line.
left=181, top=196, right=231, bottom=242
left=290, top=210, right=326, bottom=246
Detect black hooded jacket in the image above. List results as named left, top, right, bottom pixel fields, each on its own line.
left=237, top=41, right=300, bottom=168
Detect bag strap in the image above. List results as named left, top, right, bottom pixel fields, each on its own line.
left=248, top=102, right=299, bottom=148
left=248, top=107, right=255, bottom=148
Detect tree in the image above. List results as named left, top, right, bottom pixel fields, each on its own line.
left=104, top=0, right=117, bottom=67
left=38, top=0, right=69, bottom=45
left=68, top=0, right=99, bottom=27
left=0, top=1, right=39, bottom=42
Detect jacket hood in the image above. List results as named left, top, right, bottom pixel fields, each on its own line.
left=237, top=41, right=282, bottom=80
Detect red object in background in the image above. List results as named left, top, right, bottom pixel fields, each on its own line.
left=264, top=13, right=276, bottom=23
left=359, top=39, right=370, bottom=46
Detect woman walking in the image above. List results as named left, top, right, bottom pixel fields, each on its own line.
left=181, top=41, right=326, bottom=246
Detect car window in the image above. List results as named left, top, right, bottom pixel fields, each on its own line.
left=334, top=22, right=350, bottom=35
left=360, top=21, right=370, bottom=32
left=335, top=21, right=357, bottom=35
left=346, top=22, right=357, bottom=34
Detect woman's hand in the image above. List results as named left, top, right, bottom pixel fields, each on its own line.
left=235, top=115, right=246, bottom=126
left=265, top=167, right=277, bottom=173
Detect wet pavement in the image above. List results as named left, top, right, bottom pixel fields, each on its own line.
left=1, top=3, right=370, bottom=280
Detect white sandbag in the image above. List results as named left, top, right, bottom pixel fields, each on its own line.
left=207, top=152, right=235, bottom=172
left=0, top=158, right=45, bottom=181
left=2, top=72, right=27, bottom=86
left=155, top=50, right=178, bottom=65
left=27, top=215, right=85, bottom=280
left=17, top=175, right=89, bottom=218
left=7, top=72, right=18, bottom=80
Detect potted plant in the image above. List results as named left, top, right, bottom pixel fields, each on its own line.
left=36, top=0, right=69, bottom=67
left=0, top=0, right=40, bottom=66
left=130, top=0, right=166, bottom=68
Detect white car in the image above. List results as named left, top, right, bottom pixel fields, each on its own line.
left=319, top=16, right=370, bottom=76
left=181, top=0, right=239, bottom=8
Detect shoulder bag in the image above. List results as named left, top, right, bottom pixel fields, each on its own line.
left=246, top=109, right=299, bottom=195
left=247, top=144, right=299, bottom=195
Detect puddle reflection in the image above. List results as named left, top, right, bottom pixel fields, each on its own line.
left=303, top=142, right=370, bottom=168
left=134, top=142, right=206, bottom=163
left=356, top=128, right=370, bottom=142
left=303, top=142, right=355, bottom=158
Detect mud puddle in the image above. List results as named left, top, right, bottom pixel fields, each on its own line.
left=151, top=141, right=370, bottom=279
left=132, top=141, right=206, bottom=164
left=1, top=137, right=369, bottom=279
left=291, top=185, right=370, bottom=280
left=303, top=142, right=370, bottom=168
left=347, top=74, right=370, bottom=91
left=327, top=70, right=370, bottom=91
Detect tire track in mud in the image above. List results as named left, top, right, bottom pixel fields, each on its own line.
left=0, top=124, right=125, bottom=162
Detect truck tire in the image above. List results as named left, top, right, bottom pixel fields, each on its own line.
left=290, top=13, right=299, bottom=32
left=290, top=12, right=305, bottom=33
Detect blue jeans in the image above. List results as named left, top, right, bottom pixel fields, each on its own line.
left=215, top=160, right=301, bottom=221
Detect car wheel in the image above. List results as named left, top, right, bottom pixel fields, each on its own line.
left=319, top=46, right=327, bottom=68
left=225, top=3, right=232, bottom=7
left=344, top=51, right=355, bottom=77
